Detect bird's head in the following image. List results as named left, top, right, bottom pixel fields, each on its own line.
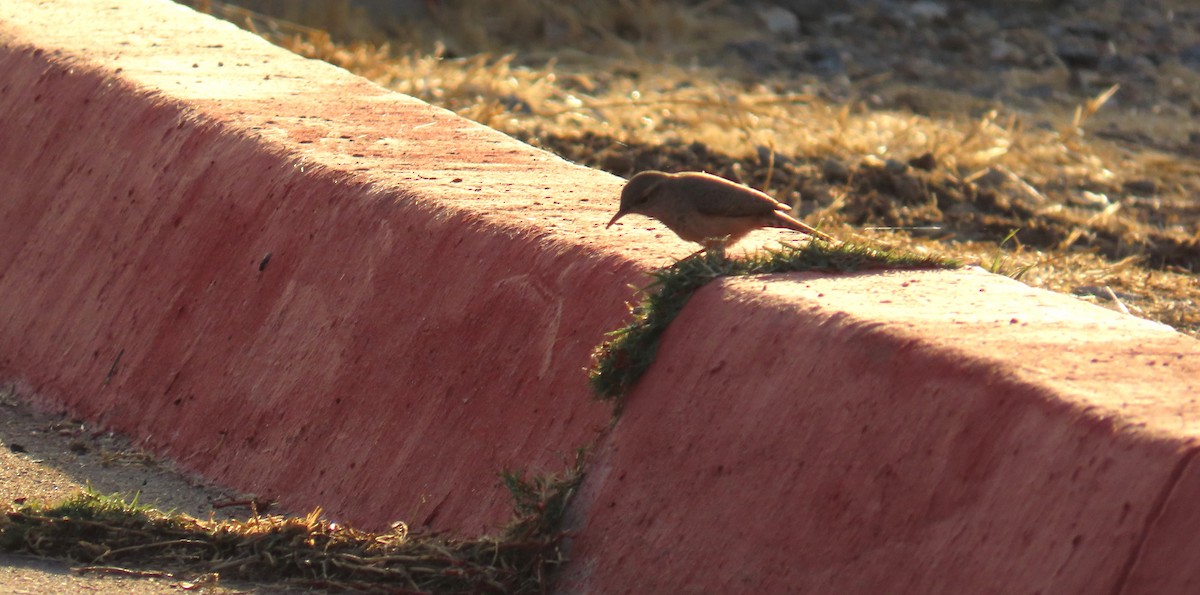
left=607, top=170, right=669, bottom=228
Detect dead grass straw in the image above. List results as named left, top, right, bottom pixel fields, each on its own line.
left=2, top=466, right=581, bottom=593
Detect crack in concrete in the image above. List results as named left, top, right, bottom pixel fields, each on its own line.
left=1110, top=443, right=1200, bottom=595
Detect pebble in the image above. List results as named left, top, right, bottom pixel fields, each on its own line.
left=1181, top=44, right=1200, bottom=71
left=757, top=5, right=801, bottom=36
left=773, top=0, right=831, bottom=22
left=909, top=1, right=948, bottom=21
left=1056, top=40, right=1103, bottom=69
left=1121, top=179, right=1158, bottom=197
left=822, top=158, right=850, bottom=183
left=802, top=44, right=845, bottom=75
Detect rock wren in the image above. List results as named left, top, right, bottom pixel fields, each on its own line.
left=606, top=170, right=835, bottom=249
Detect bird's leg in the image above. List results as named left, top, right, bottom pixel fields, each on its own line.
left=704, top=236, right=730, bottom=261
left=676, top=238, right=727, bottom=273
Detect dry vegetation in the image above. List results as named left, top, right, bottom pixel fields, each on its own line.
left=193, top=0, right=1200, bottom=336
left=1, top=467, right=578, bottom=592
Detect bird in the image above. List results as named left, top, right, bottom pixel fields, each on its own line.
left=606, top=170, right=836, bottom=251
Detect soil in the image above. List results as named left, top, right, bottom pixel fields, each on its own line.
left=0, top=391, right=281, bottom=594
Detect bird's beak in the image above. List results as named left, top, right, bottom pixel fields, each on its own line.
left=606, top=210, right=626, bottom=228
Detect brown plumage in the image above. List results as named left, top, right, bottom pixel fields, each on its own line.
left=606, top=170, right=835, bottom=249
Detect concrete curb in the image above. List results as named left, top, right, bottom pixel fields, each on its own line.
left=558, top=269, right=1200, bottom=593
left=0, top=0, right=633, bottom=535
left=1, top=1, right=1198, bottom=593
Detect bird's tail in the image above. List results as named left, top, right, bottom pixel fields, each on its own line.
left=774, top=211, right=839, bottom=244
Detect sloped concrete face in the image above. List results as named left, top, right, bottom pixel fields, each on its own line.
left=1122, top=456, right=1200, bottom=593
left=0, top=0, right=636, bottom=534
left=558, top=269, right=1200, bottom=594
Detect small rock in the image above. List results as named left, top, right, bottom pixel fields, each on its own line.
left=884, top=158, right=910, bottom=174
left=893, top=57, right=946, bottom=80
left=1180, top=44, right=1200, bottom=71
left=963, top=11, right=999, bottom=35
left=757, top=5, right=800, bottom=36
left=891, top=173, right=928, bottom=204
left=939, top=32, right=970, bottom=53
left=774, top=0, right=831, bottom=21
left=970, top=167, right=1009, bottom=188
left=867, top=4, right=911, bottom=29
left=1064, top=19, right=1111, bottom=40
left=1098, top=54, right=1153, bottom=76
left=1057, top=40, right=1102, bottom=70
left=945, top=202, right=979, bottom=218
left=823, top=12, right=855, bottom=28
left=1019, top=84, right=1056, bottom=100
left=908, top=152, right=937, bottom=171
left=726, top=39, right=780, bottom=73
left=756, top=145, right=792, bottom=168
left=989, top=38, right=1025, bottom=64
left=909, top=1, right=948, bottom=21
left=1122, top=179, right=1158, bottom=196
left=822, top=158, right=850, bottom=183
left=803, top=44, right=845, bottom=75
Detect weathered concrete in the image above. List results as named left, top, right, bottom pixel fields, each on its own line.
left=558, top=269, right=1200, bottom=594
left=0, top=0, right=636, bottom=535
left=2, top=1, right=1200, bottom=593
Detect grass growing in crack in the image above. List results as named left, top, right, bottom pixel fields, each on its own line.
left=1, top=471, right=582, bottom=593
left=589, top=241, right=958, bottom=402
left=500, top=454, right=584, bottom=565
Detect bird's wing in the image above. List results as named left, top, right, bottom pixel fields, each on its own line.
left=674, top=173, right=788, bottom=218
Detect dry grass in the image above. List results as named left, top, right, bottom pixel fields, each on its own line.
left=2, top=465, right=579, bottom=592
left=189, top=0, right=1200, bottom=336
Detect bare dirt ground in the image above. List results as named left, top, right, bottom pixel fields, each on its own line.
left=1, top=385, right=566, bottom=593
left=0, top=391, right=273, bottom=594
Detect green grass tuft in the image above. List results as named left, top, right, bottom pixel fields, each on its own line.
left=35, top=487, right=153, bottom=522
left=501, top=454, right=584, bottom=545
left=588, top=241, right=958, bottom=403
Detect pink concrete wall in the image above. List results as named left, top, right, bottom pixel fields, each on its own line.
left=558, top=271, right=1200, bottom=593
left=0, top=3, right=632, bottom=535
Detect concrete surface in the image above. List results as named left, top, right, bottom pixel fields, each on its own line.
left=1, top=1, right=1199, bottom=594
left=558, top=268, right=1200, bottom=593
left=0, top=0, right=631, bottom=536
